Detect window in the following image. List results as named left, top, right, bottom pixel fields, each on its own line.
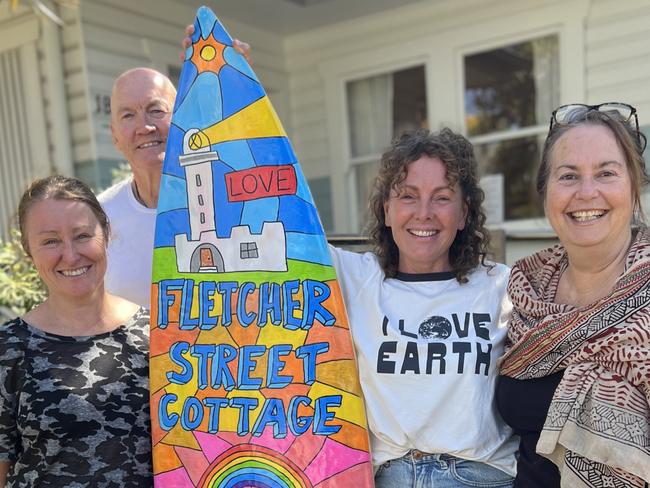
left=346, top=65, right=427, bottom=230
left=196, top=174, right=202, bottom=187
left=198, top=194, right=204, bottom=206
left=464, top=35, right=559, bottom=220
left=240, top=242, right=259, bottom=259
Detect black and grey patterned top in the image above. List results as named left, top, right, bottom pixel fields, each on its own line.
left=0, top=308, right=152, bottom=487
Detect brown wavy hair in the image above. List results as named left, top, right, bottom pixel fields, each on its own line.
left=367, top=128, right=490, bottom=282
left=18, top=175, right=110, bottom=256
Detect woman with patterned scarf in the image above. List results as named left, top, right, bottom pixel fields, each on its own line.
left=496, top=103, right=650, bottom=488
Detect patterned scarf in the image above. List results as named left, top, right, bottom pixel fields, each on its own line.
left=500, top=229, right=650, bottom=487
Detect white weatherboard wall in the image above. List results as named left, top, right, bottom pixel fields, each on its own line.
left=586, top=0, right=650, bottom=114
left=0, top=2, right=77, bottom=178
left=3, top=0, right=650, bottom=254
left=0, top=2, right=70, bottom=238
left=283, top=0, right=650, bottom=251
left=76, top=0, right=289, bottom=189
left=586, top=0, right=650, bottom=219
left=283, top=0, right=593, bottom=234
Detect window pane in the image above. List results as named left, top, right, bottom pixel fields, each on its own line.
left=392, top=66, right=428, bottom=139
left=347, top=73, right=392, bottom=158
left=347, top=66, right=427, bottom=230
left=475, top=135, right=545, bottom=220
left=354, top=160, right=380, bottom=230
left=347, top=66, right=427, bottom=158
left=465, top=35, right=559, bottom=136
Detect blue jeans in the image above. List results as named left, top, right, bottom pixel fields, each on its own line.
left=374, top=451, right=514, bottom=488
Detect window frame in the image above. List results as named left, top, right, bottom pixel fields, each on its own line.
left=459, top=28, right=564, bottom=185
left=319, top=0, right=587, bottom=232
left=322, top=51, right=431, bottom=233
left=448, top=7, right=587, bottom=226
left=240, top=242, right=259, bottom=260
left=460, top=30, right=561, bottom=221
left=345, top=63, right=428, bottom=229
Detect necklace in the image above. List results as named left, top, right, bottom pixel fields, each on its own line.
left=131, top=180, right=148, bottom=208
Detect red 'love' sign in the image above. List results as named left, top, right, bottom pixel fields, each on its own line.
left=225, top=165, right=297, bottom=202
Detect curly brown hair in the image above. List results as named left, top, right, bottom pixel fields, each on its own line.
left=367, top=128, right=490, bottom=282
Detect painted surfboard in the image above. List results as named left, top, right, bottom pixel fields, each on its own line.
left=149, top=6, right=374, bottom=487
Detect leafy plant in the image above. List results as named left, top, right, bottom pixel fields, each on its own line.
left=0, top=229, right=46, bottom=317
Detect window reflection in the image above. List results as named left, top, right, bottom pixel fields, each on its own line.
left=465, top=35, right=558, bottom=137
left=464, top=35, right=558, bottom=220
left=475, top=135, right=545, bottom=220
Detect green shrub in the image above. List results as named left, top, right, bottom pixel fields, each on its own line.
left=0, top=229, right=46, bottom=317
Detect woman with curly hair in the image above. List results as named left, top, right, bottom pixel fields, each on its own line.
left=329, top=128, right=518, bottom=487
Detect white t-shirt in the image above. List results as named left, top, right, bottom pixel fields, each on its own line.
left=329, top=246, right=518, bottom=475
left=98, top=178, right=156, bottom=308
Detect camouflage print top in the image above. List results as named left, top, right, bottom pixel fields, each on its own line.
left=0, top=308, right=152, bottom=488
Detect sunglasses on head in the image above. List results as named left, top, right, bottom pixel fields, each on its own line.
left=549, top=102, right=646, bottom=151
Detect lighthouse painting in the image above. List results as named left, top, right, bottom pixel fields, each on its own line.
left=174, top=128, right=287, bottom=275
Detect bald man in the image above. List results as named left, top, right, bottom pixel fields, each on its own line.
left=99, top=68, right=176, bottom=307
left=100, top=35, right=250, bottom=307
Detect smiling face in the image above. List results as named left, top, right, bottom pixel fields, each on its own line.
left=383, top=155, right=468, bottom=274
left=545, top=124, right=634, bottom=252
left=25, top=199, right=108, bottom=301
left=110, top=68, right=176, bottom=175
